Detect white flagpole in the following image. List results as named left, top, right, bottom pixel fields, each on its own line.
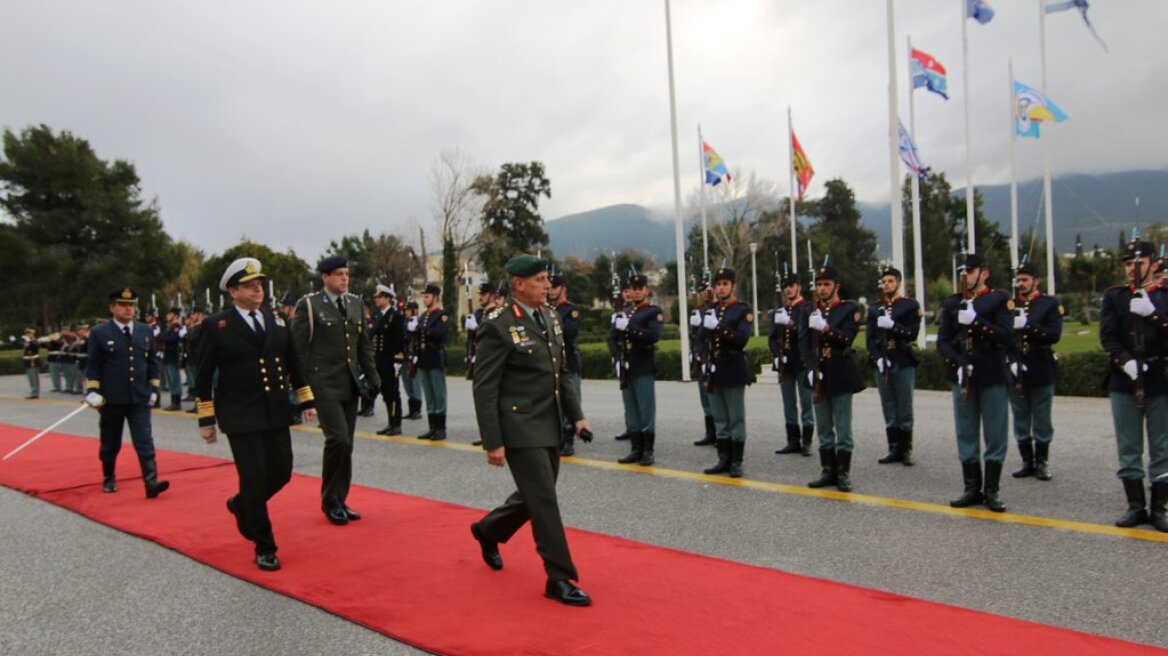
left=664, top=0, right=691, bottom=382
left=1009, top=57, right=1020, bottom=269
left=961, top=0, right=976, bottom=252
left=788, top=106, right=798, bottom=272
left=697, top=125, right=710, bottom=275
left=907, top=34, right=926, bottom=350
left=886, top=0, right=904, bottom=273
left=1039, top=0, right=1057, bottom=294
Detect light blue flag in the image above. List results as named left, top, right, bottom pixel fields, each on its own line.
left=966, top=0, right=994, bottom=24
left=1045, top=0, right=1109, bottom=52
left=1014, top=81, right=1069, bottom=138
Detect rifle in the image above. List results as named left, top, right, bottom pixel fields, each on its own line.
left=463, top=262, right=476, bottom=380
left=775, top=257, right=787, bottom=384
left=809, top=249, right=826, bottom=404
left=1132, top=245, right=1147, bottom=410
left=611, top=254, right=629, bottom=389
left=1011, top=259, right=1027, bottom=399
left=960, top=274, right=974, bottom=404
left=407, top=287, right=420, bottom=379
left=880, top=267, right=894, bottom=388
left=688, top=273, right=703, bottom=381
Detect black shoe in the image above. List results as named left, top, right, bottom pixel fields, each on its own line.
left=1034, top=442, right=1053, bottom=481
left=140, top=458, right=170, bottom=499
left=1012, top=441, right=1036, bottom=478
left=614, top=431, right=631, bottom=441
left=1151, top=482, right=1168, bottom=533
left=900, top=429, right=915, bottom=466
left=227, top=496, right=253, bottom=539
left=182, top=394, right=195, bottom=402
left=418, top=414, right=437, bottom=440
left=877, top=427, right=902, bottom=464
left=256, top=553, right=281, bottom=571
left=703, top=440, right=732, bottom=475
left=324, top=506, right=349, bottom=526
left=102, top=462, right=117, bottom=493
left=560, top=438, right=576, bottom=457
left=728, top=441, right=744, bottom=479
left=376, top=425, right=395, bottom=436
left=1115, top=479, right=1149, bottom=528
left=800, top=426, right=814, bottom=457
left=429, top=414, right=447, bottom=442
left=983, top=461, right=1007, bottom=512
left=544, top=580, right=591, bottom=607
left=343, top=506, right=361, bottom=521
left=164, top=403, right=182, bottom=412
left=950, top=460, right=984, bottom=508
left=470, top=523, right=503, bottom=570
left=775, top=424, right=802, bottom=454
left=406, top=411, right=423, bottom=421
left=808, top=449, right=838, bottom=488
left=836, top=450, right=853, bottom=492
left=638, top=431, right=655, bottom=466
left=185, top=407, right=197, bottom=414
left=471, top=439, right=483, bottom=447
left=694, top=415, right=717, bottom=446
left=617, top=432, right=643, bottom=464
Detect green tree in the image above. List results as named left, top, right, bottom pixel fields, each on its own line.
left=195, top=238, right=312, bottom=310
left=473, top=161, right=551, bottom=280
left=804, top=178, right=879, bottom=299
left=590, top=253, right=617, bottom=306
left=325, top=230, right=420, bottom=302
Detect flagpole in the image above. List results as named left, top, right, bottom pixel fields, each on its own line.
left=664, top=0, right=691, bottom=382
left=788, top=106, right=798, bottom=273
left=907, top=34, right=926, bottom=350
left=1039, top=0, right=1057, bottom=294
left=886, top=0, right=904, bottom=273
left=960, top=0, right=976, bottom=253
left=1009, top=57, right=1020, bottom=270
left=697, top=125, right=710, bottom=276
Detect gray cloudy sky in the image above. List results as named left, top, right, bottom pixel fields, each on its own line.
left=2, top=0, right=1165, bottom=262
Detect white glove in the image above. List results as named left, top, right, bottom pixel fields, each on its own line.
left=611, top=312, right=624, bottom=326
left=702, top=313, right=719, bottom=330
left=393, top=363, right=402, bottom=375
left=1123, top=359, right=1140, bottom=381
left=1010, top=362, right=1019, bottom=377
left=149, top=392, right=158, bottom=407
left=1130, top=292, right=1155, bottom=318
left=614, top=315, right=630, bottom=331
left=772, top=357, right=780, bottom=371
left=1013, top=311, right=1028, bottom=330
left=178, top=326, right=188, bottom=338
left=958, top=302, right=976, bottom=325
left=877, top=315, right=894, bottom=330
left=85, top=392, right=105, bottom=408
left=808, top=310, right=827, bottom=332
left=957, top=365, right=972, bottom=386
left=875, top=358, right=886, bottom=374
left=464, top=315, right=478, bottom=331
left=774, top=308, right=791, bottom=326
left=406, top=317, right=418, bottom=332
left=613, top=360, right=622, bottom=378
left=806, top=370, right=818, bottom=387
left=689, top=311, right=702, bottom=327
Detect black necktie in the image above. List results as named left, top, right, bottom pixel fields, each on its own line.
left=336, top=296, right=347, bottom=318
left=123, top=325, right=132, bottom=342
left=249, top=311, right=265, bottom=338
left=533, top=309, right=547, bottom=334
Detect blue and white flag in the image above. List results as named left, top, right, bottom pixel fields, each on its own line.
left=966, top=0, right=994, bottom=24
left=897, top=120, right=927, bottom=180
left=1045, top=0, right=1108, bottom=53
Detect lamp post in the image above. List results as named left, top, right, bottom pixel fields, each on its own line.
left=749, top=242, right=759, bottom=337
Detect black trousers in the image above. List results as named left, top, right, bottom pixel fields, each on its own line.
left=98, top=403, right=156, bottom=464
left=316, top=397, right=358, bottom=510
left=225, top=427, right=293, bottom=555
left=478, top=446, right=578, bottom=582
left=377, top=363, right=402, bottom=427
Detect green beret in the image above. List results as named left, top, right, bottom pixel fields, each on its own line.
left=504, top=254, right=549, bottom=278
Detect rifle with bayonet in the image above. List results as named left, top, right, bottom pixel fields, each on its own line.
left=960, top=262, right=974, bottom=404
left=463, top=262, right=476, bottom=380
left=808, top=244, right=825, bottom=404
left=1132, top=235, right=1147, bottom=410
left=775, top=255, right=787, bottom=384
left=880, top=264, right=894, bottom=388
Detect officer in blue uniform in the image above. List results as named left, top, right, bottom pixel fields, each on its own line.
left=85, top=287, right=170, bottom=498
left=770, top=269, right=815, bottom=456
left=700, top=267, right=754, bottom=478
left=688, top=276, right=718, bottom=447
left=1100, top=238, right=1168, bottom=532
left=549, top=273, right=583, bottom=456
left=937, top=253, right=1014, bottom=513
left=1008, top=260, right=1064, bottom=481
left=866, top=265, right=922, bottom=466
left=614, top=272, right=663, bottom=466
left=802, top=264, right=865, bottom=492
left=412, top=283, right=450, bottom=440
left=371, top=284, right=406, bottom=436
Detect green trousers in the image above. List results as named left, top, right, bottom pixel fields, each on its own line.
left=417, top=367, right=447, bottom=415
left=780, top=375, right=814, bottom=429
left=1108, top=392, right=1168, bottom=481
left=1008, top=383, right=1054, bottom=445
left=814, top=392, right=854, bottom=453
left=708, top=385, right=747, bottom=443
left=621, top=374, right=655, bottom=433
left=875, top=365, right=915, bottom=430
left=951, top=384, right=1008, bottom=463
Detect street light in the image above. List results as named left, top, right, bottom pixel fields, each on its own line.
left=749, top=242, right=759, bottom=337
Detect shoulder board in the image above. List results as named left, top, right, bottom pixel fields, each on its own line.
left=486, top=306, right=506, bottom=321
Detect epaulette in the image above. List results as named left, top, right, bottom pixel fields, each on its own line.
left=486, top=306, right=505, bottom=321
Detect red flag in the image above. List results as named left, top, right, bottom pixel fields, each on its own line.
left=791, top=131, right=814, bottom=202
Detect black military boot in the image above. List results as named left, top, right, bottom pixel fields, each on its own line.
left=800, top=426, right=814, bottom=456
left=140, top=458, right=170, bottom=499
left=1115, top=479, right=1149, bottom=527
left=639, top=431, right=655, bottom=466
left=615, top=430, right=631, bottom=441
left=560, top=426, right=576, bottom=457
left=1012, top=440, right=1035, bottom=478
left=877, top=427, right=901, bottom=464
left=808, top=449, right=838, bottom=488
left=728, top=441, right=745, bottom=478
left=775, top=423, right=802, bottom=454
left=900, top=429, right=914, bottom=466
left=406, top=399, right=422, bottom=420
left=1034, top=442, right=1052, bottom=481
left=1150, top=482, right=1168, bottom=533
left=703, top=439, right=731, bottom=475
left=429, top=414, right=447, bottom=441
left=949, top=460, right=983, bottom=508
left=618, top=432, right=643, bottom=464
left=694, top=415, right=717, bottom=446
left=418, top=414, right=437, bottom=439
left=101, top=461, right=117, bottom=493
left=165, top=393, right=182, bottom=411
left=836, top=449, right=854, bottom=492
left=983, top=461, right=1007, bottom=512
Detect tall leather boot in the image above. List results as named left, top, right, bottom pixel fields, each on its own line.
left=406, top=398, right=422, bottom=420
left=418, top=414, right=437, bottom=439
left=877, top=427, right=901, bottom=464
left=900, top=429, right=915, bottom=466
left=639, top=431, right=655, bottom=466
left=618, top=432, right=643, bottom=464
left=982, top=461, right=1007, bottom=512
left=949, top=460, right=983, bottom=508
left=430, top=414, right=447, bottom=441
left=1115, top=479, right=1149, bottom=527
left=703, top=439, right=731, bottom=474
left=165, top=393, right=182, bottom=411
left=808, top=449, right=838, bottom=488
left=1012, top=440, right=1036, bottom=478
left=102, top=461, right=117, bottom=493
left=775, top=423, right=802, bottom=454
left=1149, top=482, right=1168, bottom=533
left=1034, top=442, right=1052, bottom=481
left=694, top=416, right=716, bottom=446
left=728, top=440, right=745, bottom=478
left=140, top=458, right=170, bottom=499
left=835, top=450, right=854, bottom=492
left=560, top=425, right=576, bottom=457
left=800, top=426, right=814, bottom=457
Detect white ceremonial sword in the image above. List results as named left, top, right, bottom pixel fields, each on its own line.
left=2, top=403, right=89, bottom=461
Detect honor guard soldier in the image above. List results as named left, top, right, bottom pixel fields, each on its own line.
left=1100, top=237, right=1168, bottom=532
left=802, top=263, right=865, bottom=492
left=770, top=268, right=815, bottom=456
left=689, top=275, right=718, bottom=447
left=1008, top=260, right=1064, bottom=481
left=549, top=273, right=583, bottom=456
left=292, top=255, right=380, bottom=527
left=21, top=328, right=41, bottom=399
left=159, top=307, right=185, bottom=410
left=938, top=253, right=1014, bottom=513
left=60, top=327, right=79, bottom=394
left=402, top=300, right=424, bottom=420
left=608, top=277, right=635, bottom=442
left=866, top=265, right=922, bottom=466
left=700, top=267, right=754, bottom=478
left=196, top=258, right=317, bottom=571
left=613, top=271, right=663, bottom=466
left=372, top=284, right=406, bottom=436
left=184, top=306, right=206, bottom=404
left=84, top=287, right=170, bottom=498
left=467, top=282, right=499, bottom=447
left=73, top=323, right=91, bottom=394
left=46, top=331, right=64, bottom=393
left=409, top=283, right=450, bottom=440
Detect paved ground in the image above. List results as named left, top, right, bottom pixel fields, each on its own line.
left=1, top=373, right=1166, bottom=654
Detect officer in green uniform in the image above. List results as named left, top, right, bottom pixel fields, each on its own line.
left=770, top=269, right=815, bottom=456
left=938, top=253, right=1014, bottom=513
left=469, top=254, right=593, bottom=607
left=1100, top=237, right=1168, bottom=532
left=549, top=273, right=583, bottom=456
left=802, top=264, right=865, bottom=492
left=613, top=272, right=663, bottom=466
left=700, top=267, right=754, bottom=478
left=1008, top=260, right=1064, bottom=481
left=866, top=265, right=922, bottom=466
left=411, top=283, right=450, bottom=440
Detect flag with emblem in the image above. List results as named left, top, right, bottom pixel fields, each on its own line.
left=910, top=48, right=948, bottom=100
left=1014, top=81, right=1068, bottom=138
left=791, top=131, right=814, bottom=202
left=702, top=140, right=732, bottom=187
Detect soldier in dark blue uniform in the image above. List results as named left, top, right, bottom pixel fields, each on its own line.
left=21, top=328, right=40, bottom=399
left=1100, top=238, right=1168, bottom=532
left=608, top=278, right=635, bottom=442
left=73, top=323, right=91, bottom=394
left=372, top=284, right=406, bottom=436
left=402, top=300, right=424, bottom=421
left=45, top=331, right=64, bottom=393
left=158, top=307, right=185, bottom=410
left=549, top=273, right=583, bottom=456
left=1008, top=261, right=1064, bottom=481
left=411, top=283, right=450, bottom=440
left=85, top=287, right=170, bottom=498
left=770, top=269, right=814, bottom=456
left=802, top=264, right=865, bottom=492
left=700, top=267, right=754, bottom=478
left=937, top=253, right=1014, bottom=512
left=466, top=282, right=499, bottom=447
left=613, top=272, right=663, bottom=465
left=688, top=276, right=717, bottom=447
left=866, top=265, right=922, bottom=466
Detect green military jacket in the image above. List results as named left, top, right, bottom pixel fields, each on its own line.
left=472, top=297, right=583, bottom=450
left=291, top=291, right=380, bottom=402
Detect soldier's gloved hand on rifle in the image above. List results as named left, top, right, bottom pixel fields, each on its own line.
left=808, top=310, right=827, bottom=332
left=178, top=326, right=188, bottom=338
left=149, top=391, right=158, bottom=407
left=957, top=365, right=973, bottom=386
left=875, top=358, right=886, bottom=374
left=877, top=314, right=894, bottom=330
left=393, top=362, right=402, bottom=376
left=464, top=314, right=478, bottom=331
left=1013, top=310, right=1028, bottom=330
left=774, top=308, right=791, bottom=326
left=958, top=301, right=977, bottom=326
left=806, top=370, right=819, bottom=387
left=1130, top=291, right=1155, bottom=318
left=610, top=311, right=624, bottom=326
left=702, top=313, right=719, bottom=330
left=85, top=392, right=104, bottom=408
left=406, top=317, right=419, bottom=332
left=1122, top=359, right=1146, bottom=381
left=614, top=315, right=629, bottom=331
left=772, top=357, right=781, bottom=371
left=689, top=310, right=702, bottom=327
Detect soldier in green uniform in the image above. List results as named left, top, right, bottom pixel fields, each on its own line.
left=468, top=254, right=593, bottom=607
left=613, top=271, right=663, bottom=466
left=699, top=267, right=754, bottom=478
left=866, top=265, right=922, bottom=466
left=937, top=253, right=1014, bottom=513
left=770, top=269, right=815, bottom=456
left=1008, top=261, right=1064, bottom=481
left=411, top=283, right=450, bottom=441
left=1100, top=238, right=1168, bottom=532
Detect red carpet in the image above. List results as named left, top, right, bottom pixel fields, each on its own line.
left=0, top=422, right=1163, bottom=656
